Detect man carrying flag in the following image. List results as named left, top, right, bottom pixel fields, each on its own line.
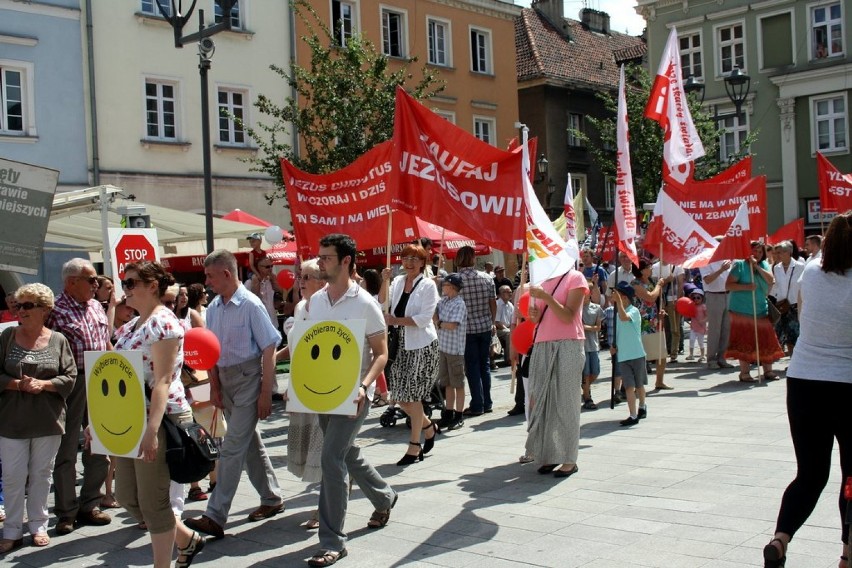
left=645, top=27, right=705, bottom=186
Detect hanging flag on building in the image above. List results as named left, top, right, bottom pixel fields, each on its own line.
left=645, top=27, right=705, bottom=186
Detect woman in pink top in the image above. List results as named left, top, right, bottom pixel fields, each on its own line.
left=524, top=268, right=588, bottom=479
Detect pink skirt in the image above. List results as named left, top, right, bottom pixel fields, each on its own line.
left=725, top=311, right=784, bottom=364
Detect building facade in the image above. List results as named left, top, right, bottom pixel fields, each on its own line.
left=516, top=0, right=646, bottom=221
left=0, top=0, right=89, bottom=190
left=85, top=0, right=293, bottom=226
left=293, top=0, right=522, bottom=150
left=636, top=0, right=852, bottom=231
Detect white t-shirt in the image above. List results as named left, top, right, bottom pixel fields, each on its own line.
left=606, top=266, right=634, bottom=295
left=651, top=263, right=685, bottom=301
left=786, top=261, right=852, bottom=383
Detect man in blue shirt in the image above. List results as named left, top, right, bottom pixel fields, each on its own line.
left=185, top=250, right=284, bottom=539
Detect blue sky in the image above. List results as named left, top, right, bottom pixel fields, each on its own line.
left=514, top=0, right=647, bottom=36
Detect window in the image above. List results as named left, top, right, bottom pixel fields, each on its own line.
left=719, top=111, right=749, bottom=163
left=470, top=28, right=492, bottom=74
left=716, top=22, right=745, bottom=75
left=604, top=176, right=615, bottom=210
left=759, top=12, right=793, bottom=68
left=811, top=2, right=844, bottom=58
left=214, top=1, right=242, bottom=29
left=567, top=113, right=583, bottom=147
left=812, top=94, right=848, bottom=153
left=0, top=65, right=25, bottom=134
left=434, top=109, right=455, bottom=124
left=218, top=88, right=246, bottom=145
left=145, top=80, right=178, bottom=141
left=679, top=32, right=703, bottom=79
left=427, top=18, right=450, bottom=66
left=381, top=8, right=406, bottom=58
left=473, top=116, right=495, bottom=144
left=332, top=0, right=357, bottom=47
left=140, top=0, right=170, bottom=17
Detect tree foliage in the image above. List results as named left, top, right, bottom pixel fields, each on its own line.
left=243, top=0, right=444, bottom=204
left=576, top=64, right=758, bottom=205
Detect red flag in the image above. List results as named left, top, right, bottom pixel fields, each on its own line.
left=642, top=191, right=717, bottom=267
left=614, top=66, right=639, bottom=265
left=709, top=202, right=752, bottom=262
left=392, top=87, right=526, bottom=252
left=691, top=156, right=752, bottom=185
left=816, top=152, right=852, bottom=213
left=645, top=27, right=705, bottom=186
left=663, top=176, right=768, bottom=238
left=282, top=141, right=419, bottom=257
left=767, top=218, right=805, bottom=247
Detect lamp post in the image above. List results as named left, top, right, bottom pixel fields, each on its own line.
left=155, top=0, right=239, bottom=254
left=535, top=154, right=549, bottom=183
left=684, top=67, right=752, bottom=161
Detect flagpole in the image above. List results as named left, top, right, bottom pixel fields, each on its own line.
left=609, top=235, right=619, bottom=410
left=511, top=254, right=528, bottom=396
left=384, top=210, right=393, bottom=314
left=439, top=227, right=445, bottom=263
left=749, top=262, right=762, bottom=381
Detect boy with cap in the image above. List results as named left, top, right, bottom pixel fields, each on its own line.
left=247, top=232, right=267, bottom=277
left=611, top=282, right=648, bottom=426
left=434, top=273, right=467, bottom=430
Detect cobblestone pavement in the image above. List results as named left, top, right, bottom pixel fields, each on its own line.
left=3, top=355, right=846, bottom=567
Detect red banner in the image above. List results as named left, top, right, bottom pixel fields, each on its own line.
left=692, top=156, right=752, bottom=185
left=766, top=218, right=804, bottom=247
left=282, top=141, right=419, bottom=257
left=816, top=152, right=852, bottom=213
left=391, top=87, right=526, bottom=252
left=663, top=176, right=767, bottom=238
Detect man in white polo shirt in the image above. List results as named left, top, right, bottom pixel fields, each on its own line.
left=699, top=247, right=735, bottom=370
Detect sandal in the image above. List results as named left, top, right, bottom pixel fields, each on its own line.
left=308, top=548, right=348, bottom=567
left=739, top=373, right=757, bottom=383
left=372, top=395, right=389, bottom=407
left=187, top=487, right=209, bottom=502
left=32, top=533, right=50, bottom=547
left=367, top=492, right=398, bottom=529
left=762, top=537, right=786, bottom=567
left=0, top=538, right=23, bottom=554
left=176, top=531, right=206, bottom=568
left=304, top=512, right=320, bottom=530
left=763, top=372, right=780, bottom=381
left=582, top=399, right=597, bottom=410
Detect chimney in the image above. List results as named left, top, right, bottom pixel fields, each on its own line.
left=532, top=0, right=565, bottom=29
left=580, top=8, right=610, bottom=35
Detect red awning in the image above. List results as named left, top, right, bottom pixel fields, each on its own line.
left=221, top=209, right=272, bottom=227
left=357, top=219, right=490, bottom=266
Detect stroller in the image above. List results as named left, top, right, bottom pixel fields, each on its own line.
left=379, top=377, right=445, bottom=428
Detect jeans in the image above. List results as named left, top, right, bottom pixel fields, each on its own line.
left=464, top=331, right=493, bottom=412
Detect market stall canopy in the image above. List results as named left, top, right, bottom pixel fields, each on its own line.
left=45, top=186, right=264, bottom=253
left=357, top=218, right=490, bottom=266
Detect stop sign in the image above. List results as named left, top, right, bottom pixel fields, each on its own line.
left=114, top=233, right=157, bottom=280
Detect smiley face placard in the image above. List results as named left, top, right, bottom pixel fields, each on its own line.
left=84, top=351, right=147, bottom=458
left=288, top=319, right=365, bottom=415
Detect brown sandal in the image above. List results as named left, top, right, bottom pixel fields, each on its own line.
left=367, top=492, right=398, bottom=529
left=308, top=548, right=347, bottom=566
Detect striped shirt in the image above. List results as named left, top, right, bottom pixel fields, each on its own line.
left=47, top=292, right=110, bottom=374
left=205, top=284, right=281, bottom=367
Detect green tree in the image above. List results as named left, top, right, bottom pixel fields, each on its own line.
left=577, top=64, right=758, bottom=205
left=244, top=0, right=444, bottom=204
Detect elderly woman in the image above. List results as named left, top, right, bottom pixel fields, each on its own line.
left=725, top=241, right=784, bottom=382
left=763, top=213, right=852, bottom=568
left=0, top=284, right=76, bottom=552
left=383, top=244, right=440, bottom=466
left=113, top=261, right=203, bottom=568
left=277, top=259, right=326, bottom=528
left=524, top=267, right=588, bottom=478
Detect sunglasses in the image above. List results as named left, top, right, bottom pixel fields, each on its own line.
left=76, top=275, right=99, bottom=285
left=121, top=277, right=147, bottom=290
left=18, top=301, right=43, bottom=311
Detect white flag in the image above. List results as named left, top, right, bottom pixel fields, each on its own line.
left=615, top=65, right=639, bottom=266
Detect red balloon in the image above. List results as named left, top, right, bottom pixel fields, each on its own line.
left=675, top=296, right=697, bottom=318
left=277, top=270, right=296, bottom=290
left=511, top=320, right=536, bottom=354
left=517, top=292, right=531, bottom=318
left=184, top=328, right=221, bottom=371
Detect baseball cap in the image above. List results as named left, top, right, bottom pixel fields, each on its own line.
left=247, top=232, right=263, bottom=240
left=443, top=273, right=463, bottom=290
left=615, top=281, right=635, bottom=300
left=494, top=265, right=505, bottom=272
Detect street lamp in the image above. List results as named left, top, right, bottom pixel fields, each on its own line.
left=683, top=67, right=751, bottom=120
left=535, top=154, right=549, bottom=183
left=155, top=0, right=240, bottom=254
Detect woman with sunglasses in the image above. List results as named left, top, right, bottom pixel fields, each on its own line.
left=0, top=284, right=76, bottom=552
left=382, top=244, right=440, bottom=466
left=113, top=262, right=203, bottom=568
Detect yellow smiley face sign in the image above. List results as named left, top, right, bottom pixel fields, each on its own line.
left=288, top=320, right=365, bottom=414
left=85, top=351, right=147, bottom=458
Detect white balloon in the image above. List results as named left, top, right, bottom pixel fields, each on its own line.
left=264, top=225, right=283, bottom=245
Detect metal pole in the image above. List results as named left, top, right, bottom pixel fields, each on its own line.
left=100, top=185, right=112, bottom=278
left=199, top=11, right=214, bottom=254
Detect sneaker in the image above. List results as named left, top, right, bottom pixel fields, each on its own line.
left=698, top=356, right=706, bottom=363
left=637, top=407, right=647, bottom=420
left=620, top=416, right=640, bottom=427
left=685, top=355, right=695, bottom=361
